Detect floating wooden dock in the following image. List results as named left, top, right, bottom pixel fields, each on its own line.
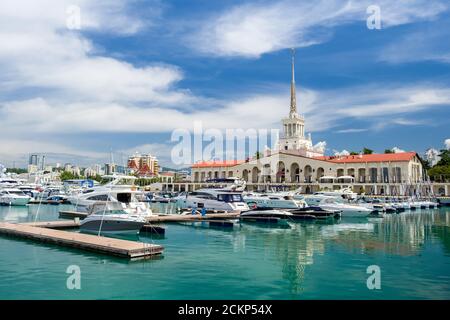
left=23, top=219, right=165, bottom=235
left=59, top=211, right=240, bottom=223
left=22, top=220, right=81, bottom=229
left=0, top=222, right=163, bottom=259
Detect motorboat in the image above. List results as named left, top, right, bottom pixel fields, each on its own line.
left=288, top=206, right=341, bottom=219
left=354, top=198, right=386, bottom=213
left=16, top=185, right=41, bottom=199
left=147, top=192, right=175, bottom=203
left=240, top=208, right=293, bottom=225
left=46, top=195, right=70, bottom=205
left=175, top=189, right=249, bottom=212
left=80, top=202, right=146, bottom=235
left=68, top=175, right=153, bottom=216
left=313, top=187, right=358, bottom=201
left=304, top=195, right=374, bottom=217
left=243, top=192, right=306, bottom=209
left=71, top=189, right=153, bottom=216
left=0, top=188, right=31, bottom=206
left=0, top=177, right=21, bottom=188
left=240, top=208, right=294, bottom=219
left=408, top=200, right=420, bottom=210
left=421, top=199, right=438, bottom=209
left=204, top=177, right=246, bottom=192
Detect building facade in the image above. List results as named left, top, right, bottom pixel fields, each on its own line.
left=190, top=51, right=425, bottom=194
left=127, top=152, right=159, bottom=177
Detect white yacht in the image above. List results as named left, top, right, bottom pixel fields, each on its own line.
left=175, top=188, right=249, bottom=212
left=0, top=177, right=21, bottom=188
left=313, top=187, right=358, bottom=201
left=80, top=202, right=146, bottom=235
left=0, top=188, right=31, bottom=206
left=304, top=195, right=374, bottom=217
left=16, top=184, right=41, bottom=199
left=204, top=177, right=247, bottom=192
left=240, top=209, right=294, bottom=219
left=69, top=175, right=153, bottom=216
left=354, top=198, right=386, bottom=214
left=243, top=193, right=305, bottom=209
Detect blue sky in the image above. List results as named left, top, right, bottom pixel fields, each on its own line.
left=0, top=0, right=449, bottom=168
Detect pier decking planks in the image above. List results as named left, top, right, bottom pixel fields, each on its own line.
left=59, top=210, right=241, bottom=223
left=23, top=220, right=81, bottom=229
left=0, top=222, right=163, bottom=259
left=23, top=220, right=165, bottom=235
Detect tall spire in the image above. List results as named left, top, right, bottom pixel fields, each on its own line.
left=290, top=48, right=297, bottom=116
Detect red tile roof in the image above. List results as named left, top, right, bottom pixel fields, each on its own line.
left=191, top=160, right=245, bottom=168
left=314, top=152, right=417, bottom=164
left=159, top=172, right=175, bottom=176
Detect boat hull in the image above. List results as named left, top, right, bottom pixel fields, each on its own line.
left=80, top=218, right=145, bottom=234
left=0, top=197, right=30, bottom=206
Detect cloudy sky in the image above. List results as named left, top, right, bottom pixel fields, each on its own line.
left=0, top=0, right=449, bottom=168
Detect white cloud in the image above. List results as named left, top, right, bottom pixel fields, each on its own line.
left=334, top=149, right=350, bottom=156
left=0, top=0, right=187, bottom=105
left=313, top=141, right=327, bottom=153
left=336, top=128, right=369, bottom=133
left=2, top=84, right=449, bottom=137
left=1, top=0, right=449, bottom=166
left=445, top=139, right=450, bottom=150
left=0, top=138, right=107, bottom=167
left=190, top=0, right=448, bottom=58
left=379, top=25, right=450, bottom=64
left=426, top=148, right=441, bottom=166
left=391, top=147, right=406, bottom=153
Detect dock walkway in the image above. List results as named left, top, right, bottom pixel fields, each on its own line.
left=59, top=211, right=240, bottom=223
left=0, top=222, right=163, bottom=259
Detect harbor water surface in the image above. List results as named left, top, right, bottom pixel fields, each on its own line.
left=0, top=204, right=449, bottom=299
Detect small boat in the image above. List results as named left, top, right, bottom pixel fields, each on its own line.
left=305, top=195, right=374, bottom=217
left=46, top=195, right=69, bottom=205
left=240, top=209, right=293, bottom=225
left=80, top=202, right=146, bottom=235
left=175, top=188, right=249, bottom=212
left=241, top=208, right=294, bottom=219
left=355, top=198, right=387, bottom=213
left=289, top=206, right=341, bottom=219
left=0, top=188, right=31, bottom=206
left=244, top=193, right=305, bottom=209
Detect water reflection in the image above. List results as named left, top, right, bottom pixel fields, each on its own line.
left=224, top=209, right=450, bottom=296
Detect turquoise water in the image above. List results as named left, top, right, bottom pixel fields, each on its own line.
left=0, top=204, right=449, bottom=299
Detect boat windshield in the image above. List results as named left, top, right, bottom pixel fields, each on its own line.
left=101, top=209, right=127, bottom=216
left=8, top=191, right=26, bottom=196
left=217, top=193, right=243, bottom=202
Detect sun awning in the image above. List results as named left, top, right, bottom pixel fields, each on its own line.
left=336, top=175, right=355, bottom=180
left=319, top=176, right=337, bottom=180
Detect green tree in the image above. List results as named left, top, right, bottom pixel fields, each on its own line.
left=427, top=149, right=450, bottom=182
left=59, top=171, right=78, bottom=181
left=91, top=174, right=103, bottom=183
left=437, top=149, right=450, bottom=166
left=422, top=159, right=431, bottom=171
left=349, top=151, right=359, bottom=155
left=255, top=151, right=262, bottom=159
left=363, top=147, right=374, bottom=155
left=6, top=168, right=27, bottom=174
left=384, top=149, right=394, bottom=154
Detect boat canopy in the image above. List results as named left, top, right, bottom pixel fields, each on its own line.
left=319, top=176, right=337, bottom=181
left=337, top=175, right=355, bottom=181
